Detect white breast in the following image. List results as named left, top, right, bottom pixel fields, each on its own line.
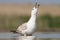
left=16, top=6, right=38, bottom=35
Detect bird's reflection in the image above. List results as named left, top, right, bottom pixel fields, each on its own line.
left=16, top=36, right=36, bottom=40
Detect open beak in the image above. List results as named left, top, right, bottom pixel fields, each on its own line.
left=35, top=2, right=40, bottom=8
left=38, top=4, right=40, bottom=8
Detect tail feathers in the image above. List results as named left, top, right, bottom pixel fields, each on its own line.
left=10, top=30, right=17, bottom=33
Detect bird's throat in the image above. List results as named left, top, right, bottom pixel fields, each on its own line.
left=28, top=15, right=36, bottom=23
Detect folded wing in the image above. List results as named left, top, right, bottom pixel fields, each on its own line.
left=16, top=23, right=27, bottom=33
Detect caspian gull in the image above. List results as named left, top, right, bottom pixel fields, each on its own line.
left=11, top=2, right=40, bottom=36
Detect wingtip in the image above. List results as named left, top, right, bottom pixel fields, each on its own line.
left=10, top=30, right=17, bottom=33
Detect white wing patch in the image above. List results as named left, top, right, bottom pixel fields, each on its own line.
left=17, top=23, right=27, bottom=33
left=20, top=23, right=27, bottom=30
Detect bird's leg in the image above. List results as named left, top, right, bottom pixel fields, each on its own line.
left=24, top=34, right=26, bottom=36
left=24, top=34, right=27, bottom=38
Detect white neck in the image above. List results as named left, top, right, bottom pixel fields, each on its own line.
left=28, top=14, right=37, bottom=23
left=27, top=6, right=37, bottom=23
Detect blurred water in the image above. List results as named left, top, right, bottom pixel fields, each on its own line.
left=0, top=32, right=60, bottom=38
left=0, top=32, right=60, bottom=40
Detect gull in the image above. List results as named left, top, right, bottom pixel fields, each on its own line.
left=11, top=2, right=40, bottom=36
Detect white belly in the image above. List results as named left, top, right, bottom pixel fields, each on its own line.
left=25, top=23, right=36, bottom=34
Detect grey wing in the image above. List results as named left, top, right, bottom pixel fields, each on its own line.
left=17, top=23, right=27, bottom=32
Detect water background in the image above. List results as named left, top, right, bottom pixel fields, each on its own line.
left=0, top=32, right=60, bottom=39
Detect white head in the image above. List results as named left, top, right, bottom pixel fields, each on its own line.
left=31, top=2, right=40, bottom=16
left=31, top=7, right=37, bottom=16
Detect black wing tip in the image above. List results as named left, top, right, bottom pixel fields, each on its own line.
left=10, top=30, right=17, bottom=33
